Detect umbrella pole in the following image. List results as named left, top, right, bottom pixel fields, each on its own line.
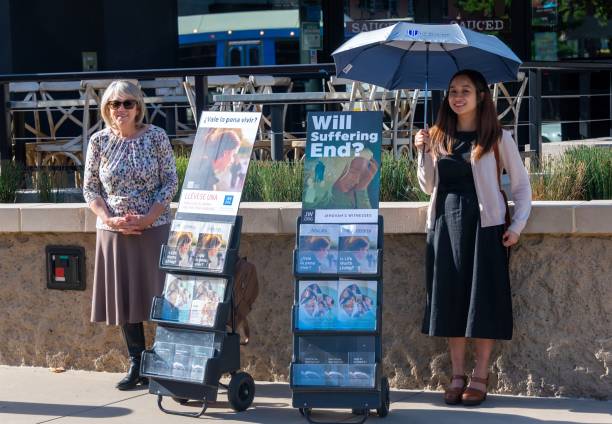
left=420, top=43, right=430, bottom=165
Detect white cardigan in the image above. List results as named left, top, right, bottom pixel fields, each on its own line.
left=417, top=129, right=532, bottom=235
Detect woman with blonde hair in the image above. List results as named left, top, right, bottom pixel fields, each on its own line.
left=84, top=80, right=178, bottom=390
left=415, top=69, right=531, bottom=406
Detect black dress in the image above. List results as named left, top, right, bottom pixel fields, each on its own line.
left=421, top=131, right=513, bottom=340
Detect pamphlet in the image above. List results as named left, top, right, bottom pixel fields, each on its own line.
left=297, top=224, right=339, bottom=274
left=297, top=281, right=338, bottom=330
left=338, top=224, right=378, bottom=273
left=337, top=280, right=377, bottom=330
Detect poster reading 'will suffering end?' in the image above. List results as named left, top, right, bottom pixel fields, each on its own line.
left=177, top=112, right=261, bottom=218
left=302, top=111, right=382, bottom=224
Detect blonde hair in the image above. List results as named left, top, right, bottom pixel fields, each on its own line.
left=100, top=80, right=146, bottom=129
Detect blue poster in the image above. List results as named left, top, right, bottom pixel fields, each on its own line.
left=302, top=111, right=382, bottom=224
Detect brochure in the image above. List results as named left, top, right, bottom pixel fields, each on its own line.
left=338, top=224, right=378, bottom=273
left=189, top=278, right=227, bottom=326
left=337, top=280, right=377, bottom=330
left=293, top=336, right=376, bottom=387
left=163, top=220, right=233, bottom=271
left=160, top=274, right=227, bottom=326
left=297, top=281, right=338, bottom=330
left=192, top=222, right=233, bottom=272
left=297, top=224, right=339, bottom=274
left=163, top=220, right=201, bottom=268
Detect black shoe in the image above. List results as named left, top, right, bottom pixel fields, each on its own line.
left=116, top=358, right=148, bottom=390
left=117, top=323, right=147, bottom=391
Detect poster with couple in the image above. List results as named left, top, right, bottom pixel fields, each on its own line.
left=176, top=111, right=261, bottom=221
left=301, top=111, right=382, bottom=224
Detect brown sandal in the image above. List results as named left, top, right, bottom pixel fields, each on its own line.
left=444, top=375, right=467, bottom=405
left=462, top=375, right=488, bottom=406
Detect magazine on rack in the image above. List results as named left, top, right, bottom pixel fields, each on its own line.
left=337, top=280, right=377, bottom=330
left=163, top=220, right=232, bottom=271
left=160, top=274, right=227, bottom=326
left=162, top=220, right=200, bottom=268
left=294, top=336, right=376, bottom=387
left=338, top=224, right=378, bottom=273
left=189, top=278, right=227, bottom=326
left=296, top=281, right=337, bottom=330
left=192, top=222, right=233, bottom=271
left=144, top=328, right=218, bottom=380
left=297, top=224, right=339, bottom=274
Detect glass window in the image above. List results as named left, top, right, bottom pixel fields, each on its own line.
left=275, top=39, right=300, bottom=65
left=442, top=1, right=512, bottom=49
left=178, top=43, right=216, bottom=67
left=229, top=47, right=242, bottom=66
left=248, top=46, right=260, bottom=66
left=531, top=1, right=612, bottom=61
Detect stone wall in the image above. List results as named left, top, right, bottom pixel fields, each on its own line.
left=0, top=203, right=610, bottom=399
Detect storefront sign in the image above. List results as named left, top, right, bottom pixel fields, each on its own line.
left=301, top=21, right=322, bottom=50
left=448, top=19, right=506, bottom=31
left=347, top=20, right=405, bottom=34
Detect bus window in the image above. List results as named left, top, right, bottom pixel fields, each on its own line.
left=248, top=46, right=260, bottom=66
left=229, top=46, right=242, bottom=66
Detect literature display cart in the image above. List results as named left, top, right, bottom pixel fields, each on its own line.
left=291, top=217, right=389, bottom=423
left=291, top=111, right=389, bottom=423
left=140, top=111, right=261, bottom=418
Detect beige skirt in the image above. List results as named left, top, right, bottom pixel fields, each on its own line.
left=91, top=224, right=169, bottom=325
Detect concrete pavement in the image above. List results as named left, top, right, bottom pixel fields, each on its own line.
left=0, top=366, right=610, bottom=424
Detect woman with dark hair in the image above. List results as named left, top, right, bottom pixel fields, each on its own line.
left=415, top=69, right=531, bottom=405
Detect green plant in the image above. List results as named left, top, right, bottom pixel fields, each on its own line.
left=0, top=160, right=24, bottom=203
left=380, top=152, right=429, bottom=202
left=531, top=147, right=612, bottom=201
left=36, top=170, right=54, bottom=202
left=174, top=151, right=190, bottom=202
left=563, top=146, right=612, bottom=200
left=243, top=160, right=304, bottom=202
left=530, top=155, right=586, bottom=201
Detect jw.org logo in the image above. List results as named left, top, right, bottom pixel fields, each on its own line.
left=223, top=195, right=234, bottom=206
left=407, top=29, right=420, bottom=37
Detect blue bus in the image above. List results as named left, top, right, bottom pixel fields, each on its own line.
left=178, top=9, right=302, bottom=67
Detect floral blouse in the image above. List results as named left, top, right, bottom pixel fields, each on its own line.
left=83, top=125, right=178, bottom=231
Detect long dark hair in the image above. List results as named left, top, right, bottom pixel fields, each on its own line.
left=429, top=69, right=501, bottom=160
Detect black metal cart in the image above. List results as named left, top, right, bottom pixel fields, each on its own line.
left=291, top=216, right=389, bottom=424
left=140, top=216, right=255, bottom=418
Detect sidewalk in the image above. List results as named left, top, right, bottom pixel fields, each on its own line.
left=0, top=366, right=610, bottom=424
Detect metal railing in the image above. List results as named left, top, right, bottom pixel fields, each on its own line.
left=1, top=61, right=611, bottom=169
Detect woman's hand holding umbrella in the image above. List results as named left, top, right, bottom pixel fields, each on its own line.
left=414, top=128, right=431, bottom=155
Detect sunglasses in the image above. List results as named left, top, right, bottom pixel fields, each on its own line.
left=108, top=100, right=137, bottom=110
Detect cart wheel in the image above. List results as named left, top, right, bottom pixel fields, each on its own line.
left=298, top=407, right=311, bottom=416
left=172, top=397, right=189, bottom=405
left=377, top=376, right=390, bottom=417
left=227, top=371, right=255, bottom=412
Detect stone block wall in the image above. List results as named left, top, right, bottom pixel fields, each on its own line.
left=0, top=203, right=610, bottom=399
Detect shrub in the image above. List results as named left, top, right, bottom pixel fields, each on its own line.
left=530, top=155, right=586, bottom=201
left=243, top=160, right=303, bottom=202
left=563, top=146, right=612, bottom=200
left=0, top=160, right=24, bottom=203
left=380, top=152, right=429, bottom=202
left=173, top=151, right=190, bottom=202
